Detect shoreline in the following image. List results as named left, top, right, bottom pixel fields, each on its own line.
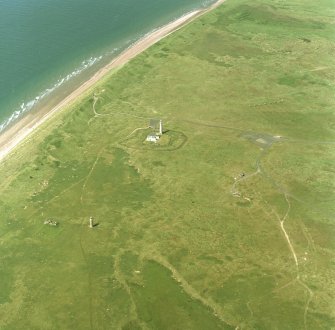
left=0, top=0, right=225, bottom=162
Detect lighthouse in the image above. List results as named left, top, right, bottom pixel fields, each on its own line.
left=89, top=216, right=94, bottom=228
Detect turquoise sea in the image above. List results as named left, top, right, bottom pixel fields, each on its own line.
left=0, top=0, right=215, bottom=132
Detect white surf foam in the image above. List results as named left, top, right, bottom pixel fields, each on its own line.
left=0, top=55, right=104, bottom=133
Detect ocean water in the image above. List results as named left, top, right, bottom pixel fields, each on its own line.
left=0, top=0, right=216, bottom=132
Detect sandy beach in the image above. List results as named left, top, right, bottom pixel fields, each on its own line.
left=0, top=0, right=225, bottom=162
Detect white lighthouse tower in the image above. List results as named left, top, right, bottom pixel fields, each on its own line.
left=158, top=120, right=163, bottom=136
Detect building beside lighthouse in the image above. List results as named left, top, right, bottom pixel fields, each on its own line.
left=146, top=119, right=163, bottom=143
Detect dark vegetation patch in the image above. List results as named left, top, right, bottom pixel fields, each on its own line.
left=130, top=261, right=230, bottom=329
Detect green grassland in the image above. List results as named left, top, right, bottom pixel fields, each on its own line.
left=0, top=0, right=334, bottom=328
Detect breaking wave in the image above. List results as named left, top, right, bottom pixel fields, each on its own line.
left=0, top=0, right=217, bottom=134
left=0, top=55, right=104, bottom=133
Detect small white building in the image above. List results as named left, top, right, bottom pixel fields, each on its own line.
left=146, top=133, right=160, bottom=143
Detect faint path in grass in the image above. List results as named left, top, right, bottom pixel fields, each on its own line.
left=299, top=220, right=317, bottom=254
left=123, top=126, right=149, bottom=140
left=276, top=195, right=314, bottom=330
left=85, top=105, right=318, bottom=327
left=88, top=95, right=107, bottom=126
left=80, top=150, right=103, bottom=204
left=285, top=139, right=335, bottom=145
left=181, top=119, right=245, bottom=133
left=148, top=254, right=236, bottom=328
left=245, top=189, right=314, bottom=329
left=275, top=194, right=298, bottom=267
left=183, top=119, right=315, bottom=328
left=78, top=231, right=93, bottom=330
left=47, top=178, right=85, bottom=205
left=79, top=149, right=104, bottom=330
left=258, top=149, right=315, bottom=329
left=256, top=153, right=314, bottom=329
left=118, top=129, right=188, bottom=152
left=113, top=250, right=143, bottom=328
left=255, top=188, right=314, bottom=329
left=299, top=278, right=314, bottom=330
left=88, top=95, right=154, bottom=126
left=231, top=168, right=260, bottom=197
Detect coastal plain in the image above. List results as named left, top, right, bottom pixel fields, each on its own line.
left=0, top=0, right=334, bottom=329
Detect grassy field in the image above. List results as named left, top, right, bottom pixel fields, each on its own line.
left=0, top=0, right=334, bottom=328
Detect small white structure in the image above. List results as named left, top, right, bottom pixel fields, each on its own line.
left=158, top=120, right=163, bottom=136
left=147, top=118, right=163, bottom=142
left=44, top=219, right=58, bottom=226
left=89, top=216, right=94, bottom=228
left=146, top=133, right=160, bottom=143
